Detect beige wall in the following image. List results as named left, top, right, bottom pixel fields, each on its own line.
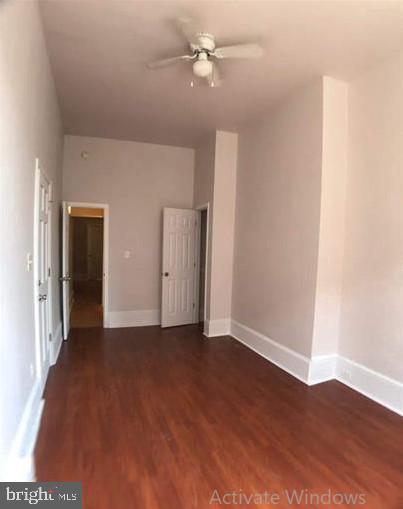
left=209, top=131, right=238, bottom=322
left=232, top=80, right=323, bottom=357
left=339, top=52, right=403, bottom=382
left=311, top=77, right=348, bottom=357
left=62, top=135, right=194, bottom=316
left=193, top=134, right=216, bottom=320
left=193, top=133, right=216, bottom=208
left=193, top=131, right=237, bottom=327
left=231, top=64, right=402, bottom=385
left=0, top=0, right=63, bottom=477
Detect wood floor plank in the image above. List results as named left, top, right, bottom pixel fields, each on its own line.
left=35, top=325, right=403, bottom=508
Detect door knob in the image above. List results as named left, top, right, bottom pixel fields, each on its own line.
left=39, top=294, right=47, bottom=301
left=161, top=272, right=169, bottom=277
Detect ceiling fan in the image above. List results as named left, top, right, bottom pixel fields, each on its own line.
left=147, top=17, right=264, bottom=87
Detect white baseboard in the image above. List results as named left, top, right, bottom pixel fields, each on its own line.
left=107, top=309, right=160, bottom=328
left=1, top=380, right=45, bottom=482
left=308, top=354, right=337, bottom=385
left=50, top=321, right=63, bottom=366
left=336, top=356, right=403, bottom=416
left=1, top=320, right=62, bottom=482
left=230, top=320, right=311, bottom=383
left=2, top=455, right=35, bottom=482
left=230, top=319, right=403, bottom=416
left=204, top=318, right=231, bottom=337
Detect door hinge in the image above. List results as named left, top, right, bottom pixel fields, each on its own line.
left=193, top=303, right=195, bottom=309
left=48, top=267, right=51, bottom=277
left=49, top=332, right=52, bottom=342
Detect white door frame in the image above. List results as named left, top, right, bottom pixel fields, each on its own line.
left=193, top=203, right=210, bottom=324
left=65, top=201, right=110, bottom=328
left=33, top=159, right=52, bottom=382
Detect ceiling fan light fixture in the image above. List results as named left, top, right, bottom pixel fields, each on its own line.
left=193, top=56, right=213, bottom=77
left=147, top=16, right=264, bottom=86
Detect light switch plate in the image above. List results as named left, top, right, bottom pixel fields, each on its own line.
left=26, top=253, right=33, bottom=272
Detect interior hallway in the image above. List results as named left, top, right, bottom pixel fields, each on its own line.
left=70, top=280, right=103, bottom=328
left=35, top=326, right=403, bottom=509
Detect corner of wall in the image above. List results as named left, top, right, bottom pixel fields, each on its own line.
left=311, top=75, right=348, bottom=359
left=209, top=130, right=238, bottom=325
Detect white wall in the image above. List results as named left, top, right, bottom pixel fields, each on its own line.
left=0, top=0, right=64, bottom=479
left=209, top=131, right=237, bottom=324
left=230, top=67, right=402, bottom=412
left=339, top=52, right=403, bottom=382
left=311, top=77, right=348, bottom=357
left=232, top=80, right=323, bottom=357
left=193, top=131, right=238, bottom=335
left=62, top=135, right=194, bottom=326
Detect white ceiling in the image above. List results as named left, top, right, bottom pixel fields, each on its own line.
left=39, top=0, right=403, bottom=148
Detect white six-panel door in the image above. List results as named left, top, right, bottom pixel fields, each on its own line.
left=161, top=208, right=197, bottom=328
left=34, top=163, right=51, bottom=379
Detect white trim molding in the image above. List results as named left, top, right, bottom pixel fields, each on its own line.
left=230, top=319, right=403, bottom=416
left=230, top=320, right=311, bottom=383
left=336, top=356, right=403, bottom=416
left=1, top=380, right=45, bottom=482
left=2, top=456, right=35, bottom=483
left=204, top=318, right=231, bottom=338
left=50, top=321, right=63, bottom=366
left=308, top=354, right=337, bottom=385
left=107, top=309, right=160, bottom=328
left=2, top=321, right=63, bottom=481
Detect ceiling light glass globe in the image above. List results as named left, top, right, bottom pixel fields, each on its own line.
left=193, top=58, right=213, bottom=78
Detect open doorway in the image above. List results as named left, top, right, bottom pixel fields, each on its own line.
left=69, top=207, right=104, bottom=328
left=198, top=209, right=208, bottom=326
left=194, top=205, right=209, bottom=333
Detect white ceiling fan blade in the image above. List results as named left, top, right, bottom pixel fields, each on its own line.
left=175, top=16, right=200, bottom=47
left=147, top=54, right=195, bottom=69
left=206, top=62, right=222, bottom=87
left=214, top=43, right=264, bottom=60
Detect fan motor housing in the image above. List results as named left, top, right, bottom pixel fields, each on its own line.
left=196, top=33, right=215, bottom=52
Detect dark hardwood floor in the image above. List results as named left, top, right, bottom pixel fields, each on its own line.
left=35, top=325, right=403, bottom=508
left=70, top=280, right=103, bottom=328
